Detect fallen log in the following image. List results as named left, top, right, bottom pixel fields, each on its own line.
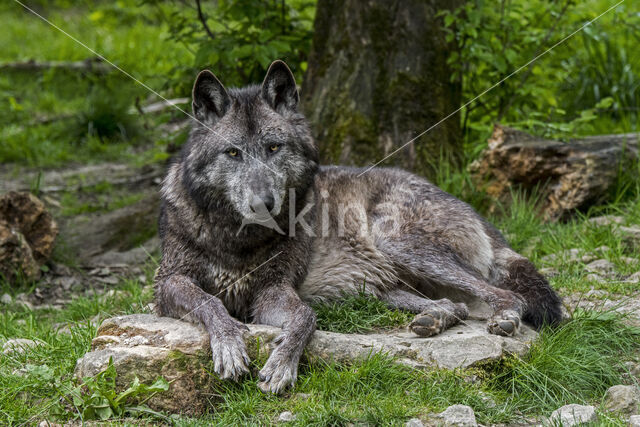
left=0, top=57, right=112, bottom=74
left=469, top=125, right=639, bottom=221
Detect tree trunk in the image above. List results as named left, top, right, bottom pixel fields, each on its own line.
left=301, top=0, right=463, bottom=178
left=469, top=125, right=640, bottom=221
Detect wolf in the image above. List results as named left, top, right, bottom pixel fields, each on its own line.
left=154, top=60, right=563, bottom=394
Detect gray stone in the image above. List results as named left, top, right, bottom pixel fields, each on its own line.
left=585, top=273, right=606, bottom=284
left=436, top=404, right=477, bottom=427
left=629, top=415, right=640, bottom=427
left=2, top=338, right=44, bottom=355
left=278, top=411, right=296, bottom=422
left=585, top=259, right=616, bottom=275
left=0, top=293, right=11, bottom=304
left=406, top=418, right=425, bottom=427
left=625, top=272, right=640, bottom=284
left=75, top=314, right=537, bottom=414
left=547, top=404, right=597, bottom=426
left=619, top=226, right=640, bottom=249
left=603, top=385, right=640, bottom=414
left=588, top=215, right=624, bottom=226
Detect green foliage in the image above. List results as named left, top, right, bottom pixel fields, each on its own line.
left=66, top=358, right=169, bottom=421
left=75, top=82, right=141, bottom=142
left=313, top=287, right=413, bottom=334
left=144, top=0, right=315, bottom=91
left=440, top=0, right=640, bottom=150
left=562, top=12, right=640, bottom=121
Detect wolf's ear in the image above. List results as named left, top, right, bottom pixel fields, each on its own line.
left=192, top=70, right=231, bottom=125
left=261, top=60, right=299, bottom=113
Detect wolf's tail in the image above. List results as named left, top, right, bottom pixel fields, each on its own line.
left=499, top=256, right=563, bottom=329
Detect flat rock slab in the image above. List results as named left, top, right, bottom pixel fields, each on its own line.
left=75, top=314, right=537, bottom=414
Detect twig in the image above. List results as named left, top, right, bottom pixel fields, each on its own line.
left=195, top=0, right=215, bottom=40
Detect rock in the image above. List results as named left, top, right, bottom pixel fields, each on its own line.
left=64, top=195, right=160, bottom=267
left=603, top=385, right=640, bottom=414
left=539, top=267, right=560, bottom=277
left=2, top=338, right=44, bottom=355
left=75, top=314, right=537, bottom=414
left=0, top=192, right=58, bottom=283
left=541, top=248, right=599, bottom=265
left=585, top=289, right=608, bottom=298
left=0, top=221, right=40, bottom=282
left=1, top=293, right=12, bottom=304
left=625, top=272, right=640, bottom=284
left=619, top=226, right=640, bottom=249
left=624, top=361, right=640, bottom=379
left=278, top=411, right=296, bottom=422
left=585, top=273, right=606, bottom=284
left=0, top=192, right=58, bottom=263
left=589, top=215, right=625, bottom=226
left=585, top=259, right=616, bottom=275
left=469, top=125, right=640, bottom=221
left=547, top=404, right=597, bottom=426
left=629, top=415, right=640, bottom=427
left=406, top=418, right=425, bottom=427
left=436, top=404, right=477, bottom=427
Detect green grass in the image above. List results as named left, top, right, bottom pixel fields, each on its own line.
left=2, top=263, right=638, bottom=425
left=59, top=181, right=145, bottom=217
left=0, top=273, right=155, bottom=425
left=0, top=0, right=189, bottom=167
left=490, top=309, right=640, bottom=414
left=313, top=290, right=414, bottom=334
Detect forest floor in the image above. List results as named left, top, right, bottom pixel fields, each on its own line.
left=1, top=2, right=640, bottom=426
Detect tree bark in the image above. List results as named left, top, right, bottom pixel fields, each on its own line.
left=469, top=125, right=640, bottom=221
left=301, top=0, right=463, bottom=178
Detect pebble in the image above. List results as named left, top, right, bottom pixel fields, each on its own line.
left=2, top=338, right=44, bottom=355
left=437, top=404, right=477, bottom=427
left=547, top=404, right=597, bottom=426
left=278, top=411, right=296, bottom=422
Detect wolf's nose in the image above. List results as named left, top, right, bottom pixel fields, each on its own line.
left=250, top=193, right=275, bottom=212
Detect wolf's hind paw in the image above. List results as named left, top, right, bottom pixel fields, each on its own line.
left=409, top=304, right=465, bottom=337
left=487, top=310, right=521, bottom=337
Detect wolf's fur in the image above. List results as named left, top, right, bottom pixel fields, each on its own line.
left=155, top=61, right=562, bottom=394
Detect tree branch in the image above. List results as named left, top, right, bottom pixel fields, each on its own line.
left=195, top=0, right=215, bottom=40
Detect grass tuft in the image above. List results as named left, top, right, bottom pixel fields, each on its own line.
left=490, top=308, right=640, bottom=414
left=313, top=290, right=413, bottom=334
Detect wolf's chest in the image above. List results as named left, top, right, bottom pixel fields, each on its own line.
left=202, top=264, right=254, bottom=318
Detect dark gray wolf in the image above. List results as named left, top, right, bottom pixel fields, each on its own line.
left=154, top=60, right=562, bottom=394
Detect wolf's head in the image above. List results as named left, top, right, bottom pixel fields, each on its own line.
left=180, top=61, right=318, bottom=224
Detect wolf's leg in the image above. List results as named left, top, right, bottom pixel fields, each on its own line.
left=155, top=274, right=250, bottom=379
left=380, top=289, right=468, bottom=337
left=378, top=242, right=525, bottom=336
left=251, top=284, right=316, bottom=394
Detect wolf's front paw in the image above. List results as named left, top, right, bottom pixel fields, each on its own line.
left=257, top=350, right=298, bottom=394
left=209, top=326, right=250, bottom=380
left=487, top=310, right=521, bottom=337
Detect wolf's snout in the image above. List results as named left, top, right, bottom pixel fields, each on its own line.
left=250, top=193, right=275, bottom=212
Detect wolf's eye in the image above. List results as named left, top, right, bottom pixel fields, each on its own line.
left=269, top=144, right=280, bottom=153
left=227, top=149, right=239, bottom=157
